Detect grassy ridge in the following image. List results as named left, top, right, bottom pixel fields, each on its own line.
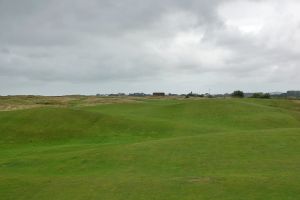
left=0, top=98, right=300, bottom=199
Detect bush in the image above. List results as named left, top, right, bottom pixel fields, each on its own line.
left=252, top=93, right=263, bottom=98
left=251, top=93, right=271, bottom=99
left=232, top=90, right=244, bottom=98
left=261, top=93, right=271, bottom=99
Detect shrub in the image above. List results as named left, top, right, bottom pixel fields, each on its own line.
left=251, top=93, right=271, bottom=99
left=232, top=90, right=244, bottom=98
left=261, top=93, right=271, bottom=99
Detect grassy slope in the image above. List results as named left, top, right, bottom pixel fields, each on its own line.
left=0, top=98, right=300, bottom=199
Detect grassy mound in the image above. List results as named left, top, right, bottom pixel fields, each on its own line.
left=1, top=98, right=300, bottom=199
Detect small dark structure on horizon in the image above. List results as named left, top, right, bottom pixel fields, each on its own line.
left=129, top=93, right=148, bottom=97
left=287, top=91, right=300, bottom=98
left=153, top=92, right=165, bottom=96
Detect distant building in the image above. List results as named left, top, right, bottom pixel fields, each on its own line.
left=153, top=92, right=165, bottom=96
left=108, top=93, right=126, bottom=97
left=129, top=93, right=148, bottom=97
left=287, top=91, right=300, bottom=98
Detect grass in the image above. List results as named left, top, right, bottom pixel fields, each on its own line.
left=0, top=97, right=300, bottom=199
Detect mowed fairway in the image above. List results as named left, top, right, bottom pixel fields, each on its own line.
left=1, top=98, right=300, bottom=199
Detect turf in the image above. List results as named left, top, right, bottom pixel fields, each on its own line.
left=1, top=98, right=300, bottom=199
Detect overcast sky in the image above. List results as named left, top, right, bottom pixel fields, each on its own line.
left=1, top=0, right=300, bottom=95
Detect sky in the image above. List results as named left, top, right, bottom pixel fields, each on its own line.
left=0, top=0, right=300, bottom=95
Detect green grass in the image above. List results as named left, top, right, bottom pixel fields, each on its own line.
left=1, top=98, right=300, bottom=199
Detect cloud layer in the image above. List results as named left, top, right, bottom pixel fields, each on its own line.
left=1, top=0, right=300, bottom=95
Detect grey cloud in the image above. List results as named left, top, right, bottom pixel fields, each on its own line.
left=0, top=0, right=299, bottom=95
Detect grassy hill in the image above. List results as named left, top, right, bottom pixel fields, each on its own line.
left=1, top=98, right=300, bottom=199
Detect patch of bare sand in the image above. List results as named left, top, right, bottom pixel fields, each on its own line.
left=0, top=104, right=42, bottom=111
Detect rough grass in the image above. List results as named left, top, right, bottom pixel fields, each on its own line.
left=0, top=98, right=300, bottom=199
left=0, top=95, right=144, bottom=111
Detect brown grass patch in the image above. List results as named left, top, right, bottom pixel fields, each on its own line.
left=0, top=95, right=146, bottom=111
